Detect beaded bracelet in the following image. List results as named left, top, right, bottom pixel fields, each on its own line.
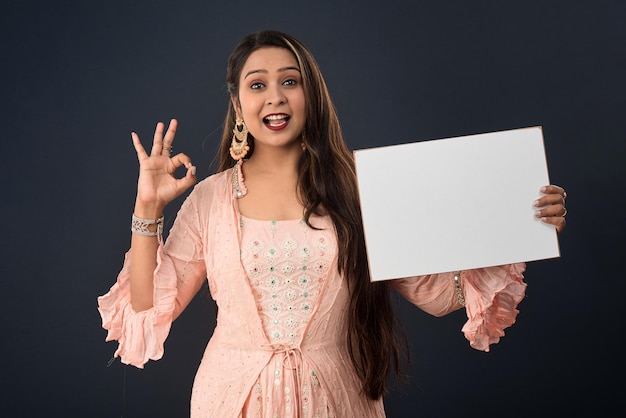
left=131, top=214, right=164, bottom=240
left=453, top=271, right=466, bottom=307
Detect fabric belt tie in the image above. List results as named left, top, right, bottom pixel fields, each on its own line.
left=261, top=343, right=304, bottom=413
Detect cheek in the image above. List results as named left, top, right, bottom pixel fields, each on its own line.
left=292, top=93, right=306, bottom=117
left=239, top=95, right=262, bottom=120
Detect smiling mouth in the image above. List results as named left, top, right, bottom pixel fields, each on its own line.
left=263, top=114, right=290, bottom=128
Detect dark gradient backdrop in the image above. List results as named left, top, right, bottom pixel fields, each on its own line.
left=2, top=1, right=624, bottom=417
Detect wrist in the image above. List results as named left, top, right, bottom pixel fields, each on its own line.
left=453, top=271, right=466, bottom=307
left=131, top=213, right=164, bottom=241
left=134, top=199, right=164, bottom=219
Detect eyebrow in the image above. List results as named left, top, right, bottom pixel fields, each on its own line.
left=244, top=66, right=301, bottom=79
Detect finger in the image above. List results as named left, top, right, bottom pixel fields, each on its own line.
left=534, top=203, right=566, bottom=218
left=186, top=164, right=197, bottom=179
left=151, top=121, right=165, bottom=156
left=534, top=185, right=567, bottom=207
left=168, top=152, right=193, bottom=172
left=169, top=154, right=197, bottom=195
left=162, top=119, right=178, bottom=155
left=542, top=215, right=566, bottom=234
left=534, top=194, right=563, bottom=207
left=131, top=132, right=149, bottom=161
left=540, top=184, right=566, bottom=200
left=175, top=163, right=198, bottom=193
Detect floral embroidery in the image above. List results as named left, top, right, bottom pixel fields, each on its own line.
left=299, top=246, right=311, bottom=260
left=299, top=275, right=310, bottom=287
left=313, top=261, right=328, bottom=275
left=240, top=215, right=336, bottom=416
left=282, top=237, right=297, bottom=256
left=281, top=262, right=296, bottom=275
left=286, top=316, right=298, bottom=328
left=266, top=246, right=279, bottom=262
left=248, top=263, right=263, bottom=277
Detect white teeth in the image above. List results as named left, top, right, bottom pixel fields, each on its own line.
left=265, top=114, right=287, bottom=120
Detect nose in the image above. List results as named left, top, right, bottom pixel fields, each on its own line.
left=266, top=84, right=286, bottom=106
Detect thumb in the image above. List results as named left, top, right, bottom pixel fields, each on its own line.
left=175, top=163, right=197, bottom=193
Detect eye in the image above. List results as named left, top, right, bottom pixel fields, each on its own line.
left=283, top=78, right=297, bottom=86
left=250, top=82, right=265, bottom=90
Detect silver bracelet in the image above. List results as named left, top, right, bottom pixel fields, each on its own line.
left=131, top=214, right=164, bottom=239
left=453, top=271, right=466, bottom=307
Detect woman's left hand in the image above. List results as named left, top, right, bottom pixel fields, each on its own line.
left=534, top=185, right=567, bottom=234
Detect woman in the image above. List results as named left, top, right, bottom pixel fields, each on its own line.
left=98, top=30, right=567, bottom=417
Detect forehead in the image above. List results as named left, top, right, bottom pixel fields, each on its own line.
left=241, top=47, right=299, bottom=76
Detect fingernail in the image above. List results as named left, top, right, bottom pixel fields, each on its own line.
left=540, top=186, right=547, bottom=192
left=533, top=199, right=539, bottom=207
left=191, top=166, right=196, bottom=175
left=534, top=210, right=542, bottom=217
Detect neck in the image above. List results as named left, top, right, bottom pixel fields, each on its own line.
left=245, top=146, right=303, bottom=175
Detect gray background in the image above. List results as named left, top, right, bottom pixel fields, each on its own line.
left=2, top=0, right=624, bottom=417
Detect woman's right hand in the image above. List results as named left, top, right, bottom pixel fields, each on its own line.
left=131, top=118, right=197, bottom=215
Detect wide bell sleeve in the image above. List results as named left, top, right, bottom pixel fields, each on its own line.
left=391, top=263, right=526, bottom=352
left=97, top=190, right=207, bottom=368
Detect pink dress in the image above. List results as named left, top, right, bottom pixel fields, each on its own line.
left=239, top=215, right=336, bottom=417
left=98, top=162, right=527, bottom=417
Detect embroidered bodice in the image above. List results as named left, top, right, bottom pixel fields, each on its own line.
left=240, top=215, right=334, bottom=347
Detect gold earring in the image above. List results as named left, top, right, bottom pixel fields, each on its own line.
left=229, top=116, right=250, bottom=160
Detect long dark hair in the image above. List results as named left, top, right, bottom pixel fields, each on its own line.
left=217, top=30, right=407, bottom=400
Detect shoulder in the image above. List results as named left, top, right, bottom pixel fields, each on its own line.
left=200, top=168, right=230, bottom=187
left=191, top=169, right=231, bottom=196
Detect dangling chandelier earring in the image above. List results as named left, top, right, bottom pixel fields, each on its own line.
left=229, top=115, right=250, bottom=160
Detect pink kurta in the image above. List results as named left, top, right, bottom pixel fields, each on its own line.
left=98, top=163, right=527, bottom=417
left=238, top=214, right=338, bottom=416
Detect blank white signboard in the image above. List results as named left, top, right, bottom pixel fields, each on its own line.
left=354, top=126, right=561, bottom=282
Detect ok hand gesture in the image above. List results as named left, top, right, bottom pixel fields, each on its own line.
left=131, top=119, right=197, bottom=214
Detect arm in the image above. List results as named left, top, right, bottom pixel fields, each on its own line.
left=390, top=271, right=464, bottom=317
left=97, top=119, right=201, bottom=367
left=390, top=184, right=566, bottom=350
left=391, top=263, right=527, bottom=351
left=128, top=119, right=197, bottom=312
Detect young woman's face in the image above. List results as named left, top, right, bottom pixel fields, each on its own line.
left=235, top=47, right=306, bottom=153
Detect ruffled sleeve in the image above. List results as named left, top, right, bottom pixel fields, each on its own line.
left=391, top=262, right=526, bottom=352
left=460, top=263, right=526, bottom=351
left=97, top=189, right=208, bottom=368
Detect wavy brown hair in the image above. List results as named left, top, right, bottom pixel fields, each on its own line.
left=217, top=30, right=407, bottom=400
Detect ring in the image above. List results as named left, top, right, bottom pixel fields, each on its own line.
left=163, top=147, right=171, bottom=152
left=562, top=208, right=567, bottom=217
